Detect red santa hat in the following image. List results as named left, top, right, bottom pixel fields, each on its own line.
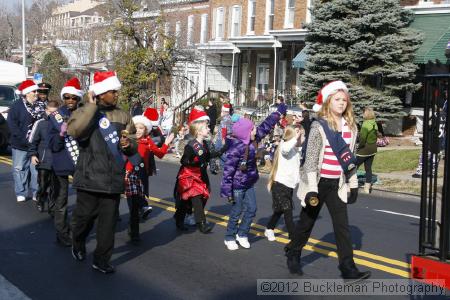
left=89, top=71, right=121, bottom=96
left=188, top=106, right=209, bottom=125
left=313, top=80, right=348, bottom=112
left=132, top=115, right=152, bottom=133
left=222, top=103, right=231, bottom=112
left=143, top=108, right=159, bottom=127
left=61, top=77, right=84, bottom=99
left=18, top=80, right=39, bottom=95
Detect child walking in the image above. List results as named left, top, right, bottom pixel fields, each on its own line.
left=264, top=125, right=303, bottom=241
left=125, top=114, right=174, bottom=243
left=221, top=103, right=286, bottom=250
left=285, top=81, right=371, bottom=283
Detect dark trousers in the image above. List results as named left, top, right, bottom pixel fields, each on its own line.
left=174, top=195, right=206, bottom=225
left=289, top=178, right=354, bottom=266
left=71, top=190, right=120, bottom=264
left=127, top=195, right=142, bottom=238
left=53, top=175, right=69, bottom=237
left=356, top=155, right=374, bottom=183
left=36, top=169, right=56, bottom=211
left=267, top=209, right=295, bottom=239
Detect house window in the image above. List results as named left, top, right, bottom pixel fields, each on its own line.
left=265, top=0, right=274, bottom=33
left=200, top=14, right=208, bottom=44
left=305, top=0, right=313, bottom=24
left=187, top=15, right=194, bottom=46
left=231, top=6, right=241, bottom=37
left=175, top=21, right=181, bottom=47
left=247, top=0, right=256, bottom=34
left=215, top=7, right=224, bottom=40
left=285, top=0, right=295, bottom=28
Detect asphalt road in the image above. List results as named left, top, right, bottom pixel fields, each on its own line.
left=0, top=155, right=447, bottom=299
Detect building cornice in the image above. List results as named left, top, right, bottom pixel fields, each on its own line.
left=405, top=3, right=450, bottom=14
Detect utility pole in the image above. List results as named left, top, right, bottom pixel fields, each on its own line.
left=22, top=0, right=27, bottom=76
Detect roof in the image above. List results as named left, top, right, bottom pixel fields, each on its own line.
left=54, top=0, right=104, bottom=15
left=292, top=45, right=308, bottom=69
left=410, top=13, right=450, bottom=64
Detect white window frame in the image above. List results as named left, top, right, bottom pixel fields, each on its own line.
left=200, top=14, right=208, bottom=44
left=187, top=15, right=194, bottom=46
left=247, top=0, right=256, bottom=35
left=284, top=0, right=295, bottom=29
left=215, top=7, right=225, bottom=40
left=230, top=5, right=241, bottom=38
left=265, top=0, right=275, bottom=34
left=305, top=0, right=313, bottom=24
left=175, top=21, right=181, bottom=48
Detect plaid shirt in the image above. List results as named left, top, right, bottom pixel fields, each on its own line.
left=124, top=170, right=144, bottom=197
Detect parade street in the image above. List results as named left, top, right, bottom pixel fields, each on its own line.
left=0, top=155, right=446, bottom=299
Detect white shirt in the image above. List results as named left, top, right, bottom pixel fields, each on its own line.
left=274, top=137, right=301, bottom=189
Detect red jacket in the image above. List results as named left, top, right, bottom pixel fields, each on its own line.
left=125, top=136, right=168, bottom=174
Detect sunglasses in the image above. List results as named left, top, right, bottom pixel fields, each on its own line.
left=63, top=95, right=79, bottom=100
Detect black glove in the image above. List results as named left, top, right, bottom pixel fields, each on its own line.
left=347, top=188, right=358, bottom=204
left=227, top=196, right=235, bottom=205
left=305, top=192, right=319, bottom=206
left=220, top=140, right=228, bottom=154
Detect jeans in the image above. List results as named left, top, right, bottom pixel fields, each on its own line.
left=356, top=155, right=375, bottom=183
left=266, top=209, right=295, bottom=239
left=225, top=187, right=257, bottom=241
left=12, top=148, right=37, bottom=198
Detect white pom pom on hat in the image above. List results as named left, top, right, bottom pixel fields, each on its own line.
left=313, top=80, right=348, bottom=112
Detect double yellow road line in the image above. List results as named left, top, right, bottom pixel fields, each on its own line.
left=0, top=155, right=411, bottom=278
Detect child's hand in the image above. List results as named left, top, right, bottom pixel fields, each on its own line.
left=165, top=132, right=175, bottom=145
left=227, top=196, right=235, bottom=205
left=31, top=155, right=39, bottom=165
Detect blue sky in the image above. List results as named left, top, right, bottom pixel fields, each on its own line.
left=0, top=0, right=70, bottom=12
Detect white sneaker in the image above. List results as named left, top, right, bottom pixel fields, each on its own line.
left=16, top=195, right=26, bottom=202
left=264, top=229, right=276, bottom=241
left=184, top=214, right=196, bottom=226
left=236, top=235, right=251, bottom=249
left=32, top=195, right=37, bottom=202
left=224, top=240, right=239, bottom=251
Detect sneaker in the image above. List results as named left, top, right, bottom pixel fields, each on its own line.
left=32, top=195, right=37, bottom=202
left=92, top=262, right=115, bottom=274
left=140, top=206, right=153, bottom=220
left=264, top=229, right=276, bottom=241
left=236, top=235, right=251, bottom=249
left=184, top=214, right=196, bottom=226
left=16, top=195, right=26, bottom=202
left=224, top=240, right=239, bottom=251
left=412, top=173, right=421, bottom=179
left=71, top=246, right=86, bottom=262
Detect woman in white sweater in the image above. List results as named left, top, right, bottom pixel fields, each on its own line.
left=265, top=125, right=303, bottom=241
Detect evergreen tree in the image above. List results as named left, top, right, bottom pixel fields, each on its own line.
left=301, top=0, right=422, bottom=121
left=37, top=46, right=70, bottom=100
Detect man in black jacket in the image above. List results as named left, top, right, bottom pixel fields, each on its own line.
left=67, top=71, right=136, bottom=274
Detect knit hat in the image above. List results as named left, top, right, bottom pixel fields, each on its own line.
left=313, top=80, right=348, bottom=112
left=222, top=103, right=231, bottom=112
left=143, top=108, right=159, bottom=127
left=61, top=77, right=84, bottom=99
left=188, top=106, right=209, bottom=124
left=132, top=115, right=152, bottom=133
left=232, top=118, right=254, bottom=145
left=18, top=80, right=39, bottom=95
left=89, top=71, right=121, bottom=96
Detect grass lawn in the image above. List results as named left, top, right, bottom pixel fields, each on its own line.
left=364, top=149, right=421, bottom=173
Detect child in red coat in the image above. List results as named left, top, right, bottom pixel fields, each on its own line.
left=125, top=114, right=174, bottom=243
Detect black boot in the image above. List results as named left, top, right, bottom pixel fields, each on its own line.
left=339, top=261, right=371, bottom=284
left=36, top=199, right=44, bottom=213
left=56, top=234, right=72, bottom=247
left=285, top=248, right=303, bottom=275
left=197, top=221, right=212, bottom=233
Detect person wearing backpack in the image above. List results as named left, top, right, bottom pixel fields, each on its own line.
left=285, top=81, right=371, bottom=283
left=356, top=107, right=378, bottom=193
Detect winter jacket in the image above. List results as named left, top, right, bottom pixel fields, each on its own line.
left=28, top=117, right=52, bottom=170
left=220, top=111, right=281, bottom=197
left=48, top=106, right=76, bottom=176
left=125, top=136, right=168, bottom=175
left=356, top=119, right=378, bottom=157
left=7, top=99, right=33, bottom=150
left=67, top=102, right=137, bottom=194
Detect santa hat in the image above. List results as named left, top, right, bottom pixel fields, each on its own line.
left=61, top=77, right=84, bottom=99
left=188, top=106, right=209, bottom=125
left=143, top=108, right=159, bottom=127
left=222, top=103, right=231, bottom=112
left=132, top=115, right=152, bottom=133
left=89, top=71, right=121, bottom=96
left=313, top=80, right=348, bottom=112
left=18, top=80, right=39, bottom=95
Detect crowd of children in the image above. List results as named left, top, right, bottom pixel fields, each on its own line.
left=8, top=75, right=373, bottom=282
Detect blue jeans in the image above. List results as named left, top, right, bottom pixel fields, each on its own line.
left=12, top=148, right=37, bottom=198
left=225, top=187, right=257, bottom=241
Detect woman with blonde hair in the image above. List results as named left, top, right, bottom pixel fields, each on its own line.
left=264, top=125, right=303, bottom=242
left=285, top=81, right=371, bottom=283
left=356, top=107, right=378, bottom=193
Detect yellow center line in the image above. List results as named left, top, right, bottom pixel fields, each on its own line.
left=0, top=156, right=411, bottom=278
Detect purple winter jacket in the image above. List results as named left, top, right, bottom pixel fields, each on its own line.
left=220, top=111, right=281, bottom=197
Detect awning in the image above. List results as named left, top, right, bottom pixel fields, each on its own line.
left=410, top=14, right=450, bottom=64
left=292, top=46, right=308, bottom=69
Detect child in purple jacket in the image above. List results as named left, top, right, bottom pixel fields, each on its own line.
left=221, top=103, right=287, bottom=250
